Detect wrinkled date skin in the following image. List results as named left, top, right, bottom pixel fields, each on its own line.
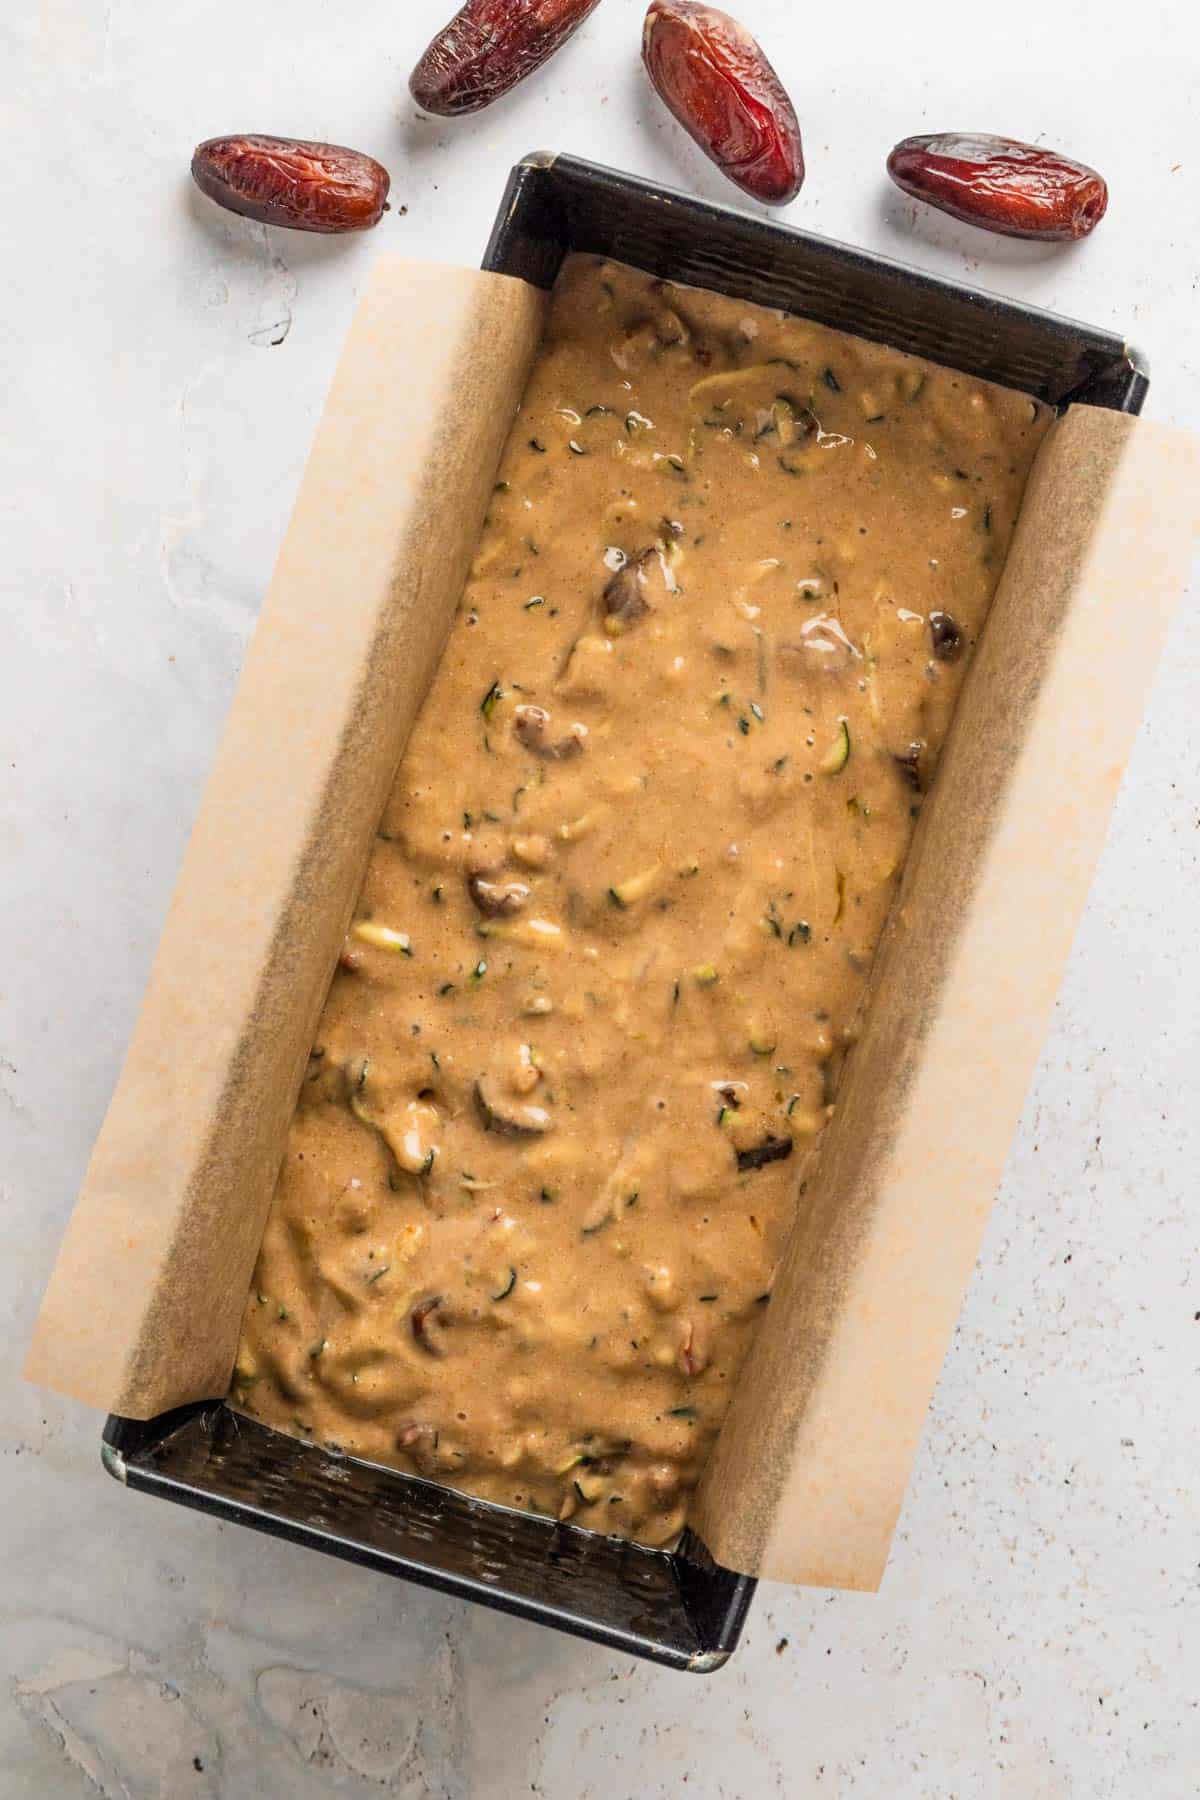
left=642, top=0, right=803, bottom=205
left=410, top=0, right=604, bottom=116
left=191, top=135, right=390, bottom=233
left=887, top=133, right=1107, bottom=241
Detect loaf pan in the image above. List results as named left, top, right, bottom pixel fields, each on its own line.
left=102, top=151, right=1148, bottom=1674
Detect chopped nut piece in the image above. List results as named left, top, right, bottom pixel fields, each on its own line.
left=467, top=873, right=531, bottom=917
left=513, top=704, right=587, bottom=759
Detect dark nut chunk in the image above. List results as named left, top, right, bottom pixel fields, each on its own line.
left=410, top=1295, right=448, bottom=1356
left=191, top=135, right=390, bottom=233
left=893, top=742, right=926, bottom=793
left=602, top=545, right=677, bottom=634
left=651, top=307, right=690, bottom=349
left=475, top=1075, right=553, bottom=1137
left=602, top=555, right=652, bottom=631
left=467, top=872, right=531, bottom=916
left=735, top=1134, right=793, bottom=1171
left=928, top=610, right=963, bottom=661
left=513, top=704, right=587, bottom=759
left=410, top=0, right=603, bottom=117
left=642, top=1, right=804, bottom=206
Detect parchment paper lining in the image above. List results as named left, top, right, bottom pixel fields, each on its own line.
left=26, top=257, right=1198, bottom=1588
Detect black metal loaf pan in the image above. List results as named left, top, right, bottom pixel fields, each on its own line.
left=103, top=153, right=1148, bottom=1675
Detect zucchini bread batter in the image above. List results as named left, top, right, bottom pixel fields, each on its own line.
left=231, top=255, right=1049, bottom=1547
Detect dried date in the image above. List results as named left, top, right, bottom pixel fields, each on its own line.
left=191, top=135, right=390, bottom=233
left=641, top=0, right=804, bottom=205
left=928, top=610, right=962, bottom=660
left=410, top=0, right=603, bottom=117
left=886, top=133, right=1107, bottom=241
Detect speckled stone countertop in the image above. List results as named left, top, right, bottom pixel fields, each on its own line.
left=5, top=2, right=1198, bottom=1794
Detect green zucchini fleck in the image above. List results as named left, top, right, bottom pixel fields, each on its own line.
left=480, top=680, right=503, bottom=719
left=668, top=1406, right=697, bottom=1421
left=469, top=960, right=487, bottom=985
left=492, top=1266, right=517, bottom=1302
left=819, top=719, right=851, bottom=774
left=528, top=437, right=547, bottom=453
left=352, top=921, right=412, bottom=955
left=823, top=366, right=842, bottom=393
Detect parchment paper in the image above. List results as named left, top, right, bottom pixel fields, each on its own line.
left=25, top=258, right=546, bottom=1417
left=26, top=261, right=1198, bottom=1589
left=692, top=406, right=1200, bottom=1585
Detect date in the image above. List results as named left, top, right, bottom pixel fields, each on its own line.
left=641, top=0, right=803, bottom=205
left=886, top=133, right=1107, bottom=241
left=410, top=0, right=603, bottom=116
left=191, top=135, right=390, bottom=233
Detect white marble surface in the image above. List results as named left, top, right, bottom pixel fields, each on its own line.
left=5, top=1, right=1199, bottom=1793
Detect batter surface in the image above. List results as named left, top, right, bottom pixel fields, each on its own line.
left=231, top=255, right=1049, bottom=1546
